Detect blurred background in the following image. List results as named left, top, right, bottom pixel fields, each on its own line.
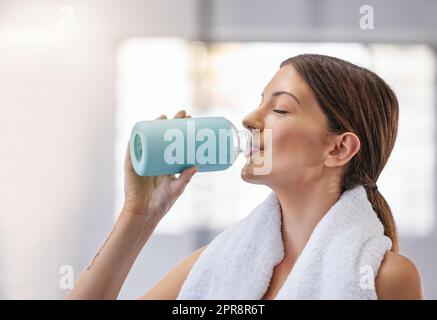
left=0, top=0, right=436, bottom=299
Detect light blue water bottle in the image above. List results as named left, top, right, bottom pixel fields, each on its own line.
left=130, top=116, right=253, bottom=176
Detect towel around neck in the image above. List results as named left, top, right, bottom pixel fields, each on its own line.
left=177, top=185, right=392, bottom=300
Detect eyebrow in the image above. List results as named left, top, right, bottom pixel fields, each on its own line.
left=261, top=91, right=301, bottom=105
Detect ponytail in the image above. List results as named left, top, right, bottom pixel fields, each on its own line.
left=365, top=186, right=399, bottom=253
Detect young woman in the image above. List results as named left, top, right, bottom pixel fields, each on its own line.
left=67, top=54, right=424, bottom=300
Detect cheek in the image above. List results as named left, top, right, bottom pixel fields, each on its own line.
left=272, top=122, right=327, bottom=168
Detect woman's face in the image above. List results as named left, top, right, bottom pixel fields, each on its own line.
left=241, top=64, right=334, bottom=188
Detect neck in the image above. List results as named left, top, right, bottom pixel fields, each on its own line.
left=272, top=180, right=341, bottom=260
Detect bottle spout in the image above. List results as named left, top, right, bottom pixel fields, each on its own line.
left=238, top=129, right=253, bottom=158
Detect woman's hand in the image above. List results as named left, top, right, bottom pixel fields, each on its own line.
left=66, top=111, right=197, bottom=300
left=122, top=110, right=197, bottom=222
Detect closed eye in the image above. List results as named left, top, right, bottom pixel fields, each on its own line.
left=273, top=109, right=289, bottom=114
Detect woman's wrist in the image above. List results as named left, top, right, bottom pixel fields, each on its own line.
left=118, top=207, right=161, bottom=245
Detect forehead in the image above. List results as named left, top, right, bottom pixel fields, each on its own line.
left=264, top=65, right=307, bottom=95
left=265, top=65, right=318, bottom=103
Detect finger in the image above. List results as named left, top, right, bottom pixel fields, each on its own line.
left=124, top=139, right=133, bottom=171
left=156, top=114, right=167, bottom=120
left=173, top=110, right=186, bottom=119
left=169, top=166, right=197, bottom=196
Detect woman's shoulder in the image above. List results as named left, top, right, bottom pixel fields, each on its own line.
left=139, top=245, right=207, bottom=299
left=375, top=250, right=424, bottom=299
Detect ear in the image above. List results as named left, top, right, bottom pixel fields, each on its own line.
left=324, top=132, right=361, bottom=168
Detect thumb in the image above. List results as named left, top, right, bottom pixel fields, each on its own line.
left=169, top=166, right=197, bottom=196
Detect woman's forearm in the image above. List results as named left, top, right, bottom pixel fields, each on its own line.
left=66, top=111, right=196, bottom=300
left=66, top=210, right=160, bottom=300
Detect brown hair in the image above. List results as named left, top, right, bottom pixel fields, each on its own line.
left=281, top=54, right=399, bottom=252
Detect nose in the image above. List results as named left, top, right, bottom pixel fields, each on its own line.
left=242, top=109, right=264, bottom=131
left=242, top=109, right=265, bottom=150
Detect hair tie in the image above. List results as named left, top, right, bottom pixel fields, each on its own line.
left=371, top=184, right=378, bottom=191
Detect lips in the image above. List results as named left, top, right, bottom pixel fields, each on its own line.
left=248, top=138, right=264, bottom=156
left=252, top=142, right=264, bottom=151
left=250, top=147, right=264, bottom=156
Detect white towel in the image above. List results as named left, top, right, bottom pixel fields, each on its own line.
left=177, top=185, right=392, bottom=300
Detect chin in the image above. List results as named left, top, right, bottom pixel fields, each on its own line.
left=240, top=164, right=270, bottom=185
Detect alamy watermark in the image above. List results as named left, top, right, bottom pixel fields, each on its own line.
left=161, top=121, right=273, bottom=175
left=59, top=4, right=75, bottom=32
left=59, top=264, right=74, bottom=290
left=359, top=264, right=375, bottom=290
left=359, top=4, right=374, bottom=30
